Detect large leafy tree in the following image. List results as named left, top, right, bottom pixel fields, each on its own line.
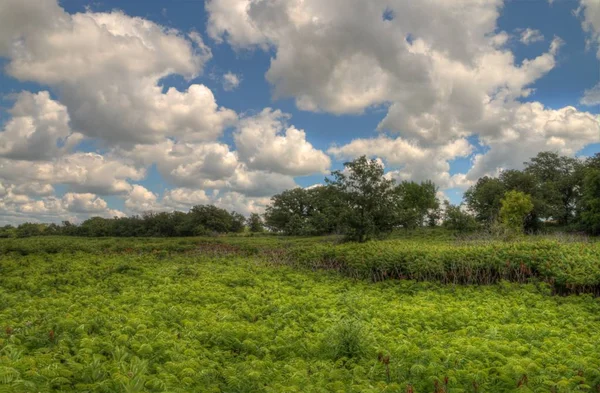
left=499, top=169, right=545, bottom=231
left=264, top=188, right=315, bottom=235
left=395, top=180, right=439, bottom=229
left=188, top=205, right=245, bottom=234
left=464, top=176, right=506, bottom=224
left=264, top=186, right=344, bottom=235
left=524, top=151, right=583, bottom=225
left=327, top=156, right=398, bottom=242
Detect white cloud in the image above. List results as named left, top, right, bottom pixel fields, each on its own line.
left=519, top=28, right=544, bottom=44
left=207, top=0, right=598, bottom=196
left=0, top=0, right=236, bottom=146
left=123, top=139, right=298, bottom=197
left=0, top=190, right=124, bottom=225
left=234, top=108, right=331, bottom=176
left=329, top=137, right=473, bottom=189
left=579, top=0, right=600, bottom=59
left=0, top=152, right=145, bottom=196
left=124, top=185, right=165, bottom=213
left=466, top=103, right=600, bottom=180
left=163, top=188, right=269, bottom=215
left=223, top=72, right=241, bottom=91
left=578, top=0, right=600, bottom=107
left=0, top=91, right=82, bottom=160
left=581, top=83, right=600, bottom=106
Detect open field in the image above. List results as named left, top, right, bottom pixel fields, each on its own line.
left=2, top=236, right=600, bottom=392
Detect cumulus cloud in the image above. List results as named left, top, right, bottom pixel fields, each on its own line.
left=122, top=138, right=298, bottom=197
left=124, top=185, right=164, bottom=213
left=579, top=0, right=600, bottom=58
left=234, top=109, right=331, bottom=176
left=466, top=103, right=600, bottom=180
left=329, top=137, right=473, bottom=189
left=208, top=0, right=596, bottom=194
left=578, top=0, right=600, bottom=105
left=0, top=189, right=124, bottom=225
left=0, top=152, right=145, bottom=196
left=0, top=91, right=82, bottom=160
left=0, top=0, right=236, bottom=146
left=223, top=72, right=241, bottom=91
left=163, top=188, right=269, bottom=215
left=519, top=28, right=544, bottom=44
left=581, top=83, right=600, bottom=106
left=0, top=0, right=597, bottom=223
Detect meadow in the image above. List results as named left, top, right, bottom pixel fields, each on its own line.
left=2, top=235, right=600, bottom=392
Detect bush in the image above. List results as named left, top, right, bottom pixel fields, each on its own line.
left=323, top=318, right=369, bottom=360
left=499, top=191, right=534, bottom=234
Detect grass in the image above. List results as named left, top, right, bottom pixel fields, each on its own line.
left=1, top=236, right=600, bottom=391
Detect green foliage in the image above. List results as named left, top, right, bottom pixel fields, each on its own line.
left=395, top=180, right=439, bottom=229
left=442, top=202, right=478, bottom=233
left=580, top=169, right=600, bottom=236
left=499, top=191, right=534, bottom=234
left=327, top=156, right=398, bottom=242
left=264, top=186, right=344, bottom=236
left=247, top=213, right=265, bottom=233
left=323, top=318, right=369, bottom=360
left=2, top=237, right=600, bottom=392
left=464, top=176, right=506, bottom=224
left=524, top=151, right=583, bottom=225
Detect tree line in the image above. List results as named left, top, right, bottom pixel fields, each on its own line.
left=0, top=205, right=265, bottom=238
left=2, top=151, right=600, bottom=240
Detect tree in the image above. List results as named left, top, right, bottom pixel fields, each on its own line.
left=499, top=169, right=545, bottom=232
left=247, top=213, right=265, bottom=233
left=499, top=191, right=534, bottom=234
left=264, top=186, right=343, bottom=235
left=395, top=180, right=439, bottom=229
left=229, top=212, right=246, bottom=233
left=264, top=188, right=314, bottom=235
left=15, top=223, right=46, bottom=238
left=327, top=156, right=397, bottom=242
left=79, top=217, right=113, bottom=237
left=580, top=169, right=600, bottom=236
left=464, top=177, right=506, bottom=224
left=187, top=205, right=244, bottom=234
left=524, top=151, right=583, bottom=225
left=442, top=201, right=478, bottom=232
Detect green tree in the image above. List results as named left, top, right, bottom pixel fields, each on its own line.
left=247, top=213, right=265, bottom=233
left=499, top=191, right=534, bottom=234
left=580, top=169, right=600, bottom=235
left=264, top=186, right=343, bottom=235
left=79, top=217, right=113, bottom=237
left=264, top=188, right=314, bottom=235
left=327, top=156, right=397, bottom=242
left=524, top=151, right=583, bottom=225
left=395, top=180, right=439, bottom=229
left=442, top=201, right=478, bottom=232
left=464, top=176, right=506, bottom=224
left=187, top=205, right=244, bottom=234
left=499, top=169, right=545, bottom=232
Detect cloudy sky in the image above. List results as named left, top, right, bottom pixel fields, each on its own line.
left=0, top=0, right=598, bottom=224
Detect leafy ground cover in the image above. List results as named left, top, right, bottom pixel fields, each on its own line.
left=2, top=238, right=600, bottom=392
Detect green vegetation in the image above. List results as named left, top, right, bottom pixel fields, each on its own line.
left=499, top=191, right=534, bottom=234
left=2, top=236, right=600, bottom=392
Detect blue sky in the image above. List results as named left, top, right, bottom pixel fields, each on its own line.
left=0, top=0, right=598, bottom=222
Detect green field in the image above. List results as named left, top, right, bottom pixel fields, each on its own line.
left=2, top=236, right=600, bottom=392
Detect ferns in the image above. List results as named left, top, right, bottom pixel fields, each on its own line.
left=2, top=238, right=600, bottom=391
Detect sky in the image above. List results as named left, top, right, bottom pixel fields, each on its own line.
left=0, top=0, right=599, bottom=224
